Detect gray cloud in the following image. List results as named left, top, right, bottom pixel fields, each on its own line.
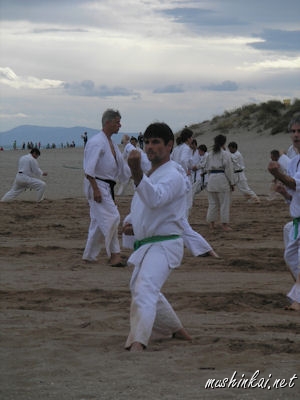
left=160, top=7, right=243, bottom=28
left=63, top=80, right=139, bottom=98
left=202, top=81, right=239, bottom=92
left=249, top=29, right=300, bottom=52
left=153, top=84, right=185, bottom=94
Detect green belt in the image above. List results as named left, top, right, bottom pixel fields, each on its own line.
left=293, top=217, right=300, bottom=240
left=134, top=235, right=180, bottom=251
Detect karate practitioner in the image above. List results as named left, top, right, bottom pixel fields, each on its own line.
left=268, top=116, right=300, bottom=311
left=171, top=128, right=194, bottom=213
left=227, top=142, right=260, bottom=203
left=122, top=122, right=192, bottom=351
left=82, top=109, right=130, bottom=266
left=205, top=134, right=235, bottom=231
left=1, top=147, right=47, bottom=202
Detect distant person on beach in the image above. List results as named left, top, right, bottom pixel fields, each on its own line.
left=82, top=109, right=130, bottom=267
left=81, top=132, right=88, bottom=147
left=171, top=128, right=194, bottom=213
left=117, top=134, right=151, bottom=196
left=138, top=132, right=144, bottom=150
left=122, top=122, right=192, bottom=351
left=205, top=134, right=235, bottom=231
left=268, top=116, right=300, bottom=311
left=1, top=148, right=48, bottom=202
left=191, top=144, right=208, bottom=197
left=227, top=141, right=260, bottom=203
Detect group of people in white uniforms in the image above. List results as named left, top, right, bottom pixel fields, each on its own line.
left=268, top=116, right=300, bottom=311
left=170, top=128, right=219, bottom=257
left=116, top=134, right=151, bottom=196
left=1, top=147, right=48, bottom=203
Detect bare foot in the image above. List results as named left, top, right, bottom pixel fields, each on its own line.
left=222, top=224, right=232, bottom=232
left=209, top=222, right=216, bottom=232
left=109, top=252, right=122, bottom=265
left=129, top=342, right=145, bottom=352
left=209, top=250, right=220, bottom=258
left=285, top=302, right=300, bottom=311
left=172, top=328, right=192, bottom=341
left=83, top=259, right=97, bottom=264
left=198, top=250, right=220, bottom=258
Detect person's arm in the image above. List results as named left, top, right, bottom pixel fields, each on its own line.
left=268, top=161, right=296, bottom=190
left=274, top=182, right=292, bottom=201
left=86, top=174, right=102, bottom=202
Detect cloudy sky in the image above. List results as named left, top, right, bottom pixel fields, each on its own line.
left=0, top=0, right=299, bottom=133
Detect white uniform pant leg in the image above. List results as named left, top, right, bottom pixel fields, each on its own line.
left=83, top=197, right=121, bottom=261
left=27, top=177, right=46, bottom=202
left=181, top=217, right=212, bottom=256
left=151, top=293, right=183, bottom=339
left=236, top=178, right=256, bottom=198
left=287, top=273, right=300, bottom=303
left=82, top=216, right=104, bottom=261
left=125, top=245, right=182, bottom=349
left=219, top=191, right=231, bottom=224
left=206, top=191, right=219, bottom=223
left=1, top=177, right=26, bottom=201
left=284, top=224, right=300, bottom=280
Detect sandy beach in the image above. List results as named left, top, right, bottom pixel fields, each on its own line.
left=0, top=130, right=299, bottom=399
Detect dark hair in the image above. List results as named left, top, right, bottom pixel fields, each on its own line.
left=270, top=149, right=280, bottom=159
left=213, top=134, right=226, bottom=153
left=30, top=148, right=41, bottom=156
left=181, top=128, right=193, bottom=143
left=191, top=139, right=197, bottom=146
left=144, top=122, right=174, bottom=145
left=228, top=141, right=238, bottom=150
left=198, top=144, right=207, bottom=152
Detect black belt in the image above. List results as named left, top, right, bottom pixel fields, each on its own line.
left=18, top=172, right=23, bottom=174
left=234, top=169, right=243, bottom=173
left=210, top=170, right=224, bottom=174
left=95, top=177, right=116, bottom=200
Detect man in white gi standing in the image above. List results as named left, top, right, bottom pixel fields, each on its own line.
left=1, top=147, right=48, bottom=202
left=82, top=109, right=130, bottom=266
left=268, top=116, right=300, bottom=311
left=122, top=122, right=192, bottom=352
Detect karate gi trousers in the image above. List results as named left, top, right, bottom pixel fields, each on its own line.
left=83, top=180, right=121, bottom=261
left=125, top=239, right=184, bottom=349
left=1, top=173, right=46, bottom=202
left=283, top=221, right=300, bottom=303
left=206, top=191, right=231, bottom=224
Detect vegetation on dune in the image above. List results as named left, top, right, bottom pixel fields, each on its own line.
left=187, top=98, right=300, bottom=138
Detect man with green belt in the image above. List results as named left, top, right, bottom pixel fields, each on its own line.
left=122, top=122, right=192, bottom=351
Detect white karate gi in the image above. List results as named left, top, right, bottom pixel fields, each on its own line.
left=82, top=131, right=130, bottom=261
left=171, top=143, right=194, bottom=213
left=229, top=150, right=258, bottom=200
left=171, top=160, right=213, bottom=256
left=205, top=149, right=235, bottom=224
left=1, top=153, right=46, bottom=202
left=123, top=161, right=187, bottom=349
left=283, top=155, right=300, bottom=303
left=117, top=143, right=151, bottom=196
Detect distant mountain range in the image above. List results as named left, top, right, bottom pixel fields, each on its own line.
left=0, top=125, right=136, bottom=149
